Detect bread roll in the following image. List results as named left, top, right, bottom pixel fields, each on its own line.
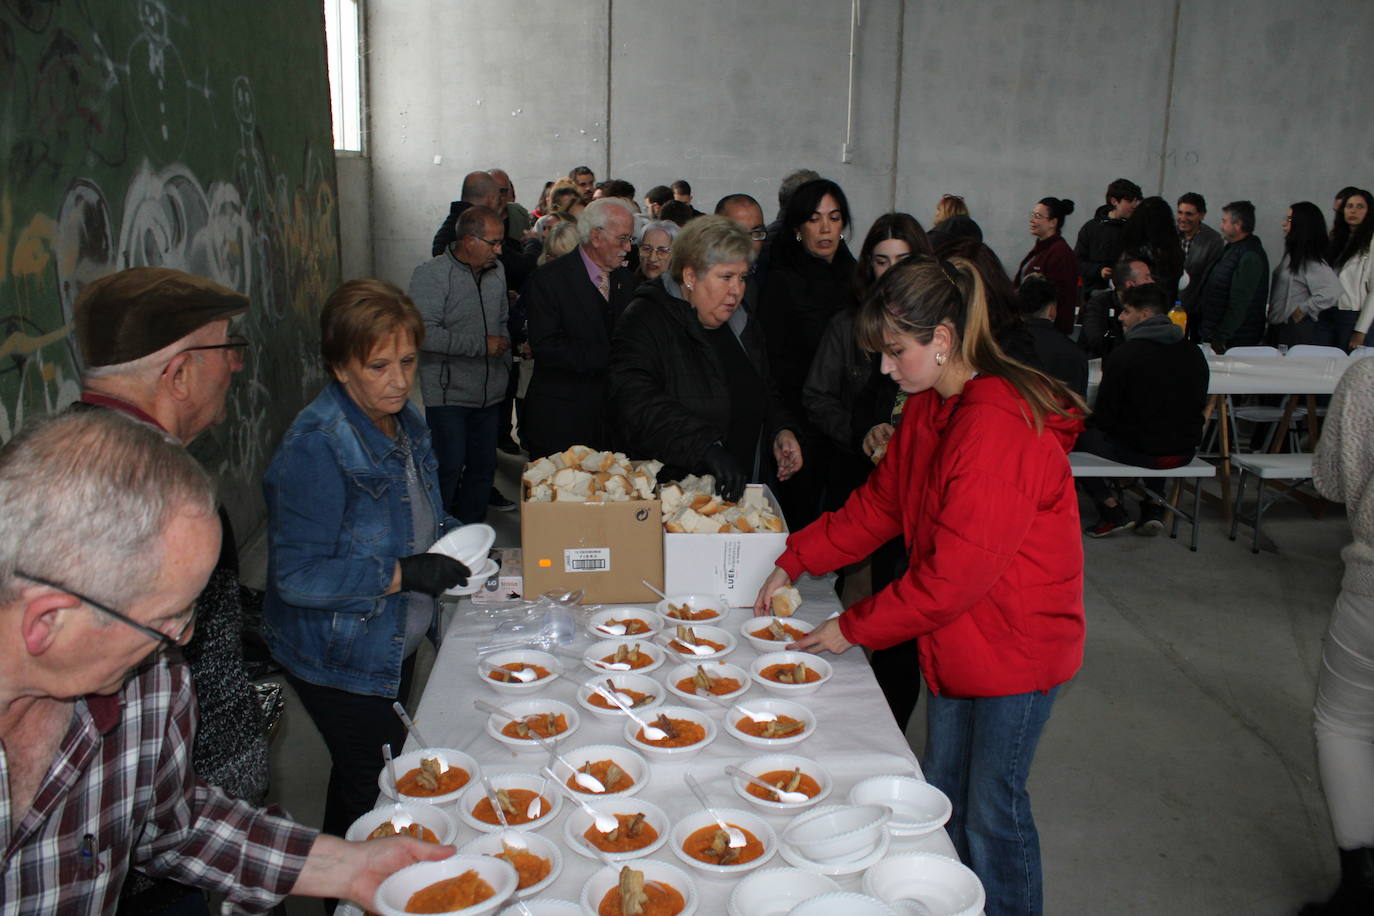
left=771, top=586, right=802, bottom=618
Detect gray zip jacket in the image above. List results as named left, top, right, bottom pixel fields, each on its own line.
left=407, top=250, right=511, bottom=408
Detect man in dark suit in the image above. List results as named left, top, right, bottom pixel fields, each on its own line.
left=520, top=197, right=637, bottom=459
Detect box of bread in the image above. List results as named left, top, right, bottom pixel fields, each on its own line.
left=519, top=446, right=664, bottom=604
left=661, top=479, right=788, bottom=607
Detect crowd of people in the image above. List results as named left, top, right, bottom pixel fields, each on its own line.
left=2, top=161, right=1372, bottom=916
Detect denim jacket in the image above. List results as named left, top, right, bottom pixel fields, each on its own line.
left=262, top=382, right=454, bottom=696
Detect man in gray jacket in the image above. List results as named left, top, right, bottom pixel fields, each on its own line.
left=1177, top=192, right=1225, bottom=316
left=408, top=205, right=511, bottom=522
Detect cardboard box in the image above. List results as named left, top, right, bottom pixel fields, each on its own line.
left=521, top=497, right=664, bottom=604
left=663, top=485, right=788, bottom=606
left=471, top=547, right=523, bottom=604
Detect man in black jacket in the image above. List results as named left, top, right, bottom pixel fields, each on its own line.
left=1194, top=200, right=1269, bottom=353
left=1075, top=283, right=1210, bottom=536
left=430, top=171, right=500, bottom=257
left=1074, top=177, right=1142, bottom=301
left=1018, top=273, right=1088, bottom=397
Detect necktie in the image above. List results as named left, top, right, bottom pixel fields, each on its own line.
left=597, top=271, right=610, bottom=301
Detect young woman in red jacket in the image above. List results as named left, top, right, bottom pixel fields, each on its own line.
left=756, top=256, right=1086, bottom=916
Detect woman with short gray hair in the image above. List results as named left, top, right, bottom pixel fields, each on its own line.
left=608, top=216, right=802, bottom=501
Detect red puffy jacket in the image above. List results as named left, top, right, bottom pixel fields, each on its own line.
left=775, top=375, right=1086, bottom=698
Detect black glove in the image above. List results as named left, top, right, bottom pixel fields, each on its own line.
left=702, top=444, right=746, bottom=503
left=398, top=554, right=470, bottom=596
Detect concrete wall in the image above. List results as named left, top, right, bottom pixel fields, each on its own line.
left=367, top=0, right=1374, bottom=288
left=336, top=152, right=375, bottom=278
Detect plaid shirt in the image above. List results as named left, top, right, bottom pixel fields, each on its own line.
left=2, top=657, right=317, bottom=914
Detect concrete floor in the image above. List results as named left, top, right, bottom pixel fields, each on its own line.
left=249, top=452, right=1347, bottom=915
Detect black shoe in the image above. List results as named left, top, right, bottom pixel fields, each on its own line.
left=488, top=487, right=516, bottom=512
left=1087, top=506, right=1134, bottom=538
left=1300, top=847, right=1374, bottom=915
left=1136, top=503, right=1166, bottom=537
left=498, top=436, right=522, bottom=455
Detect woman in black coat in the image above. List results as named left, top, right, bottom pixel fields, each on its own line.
left=608, top=217, right=801, bottom=500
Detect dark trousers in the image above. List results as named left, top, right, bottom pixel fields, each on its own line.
left=1314, top=308, right=1360, bottom=351
left=285, top=654, right=417, bottom=840
left=866, top=537, right=919, bottom=730
left=1073, top=427, right=1171, bottom=512
left=426, top=404, right=499, bottom=523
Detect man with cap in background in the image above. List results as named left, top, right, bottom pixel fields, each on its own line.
left=73, top=266, right=270, bottom=916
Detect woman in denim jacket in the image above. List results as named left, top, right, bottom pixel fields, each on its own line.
left=263, top=280, right=470, bottom=839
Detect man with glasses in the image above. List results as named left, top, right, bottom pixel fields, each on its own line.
left=409, top=205, right=512, bottom=522
left=73, top=266, right=269, bottom=915
left=716, top=193, right=770, bottom=312
left=0, top=409, right=449, bottom=912
left=520, top=197, right=636, bottom=458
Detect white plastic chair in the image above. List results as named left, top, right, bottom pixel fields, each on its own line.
left=1285, top=345, right=1348, bottom=359
left=1226, top=347, right=1302, bottom=452
left=1348, top=347, right=1374, bottom=360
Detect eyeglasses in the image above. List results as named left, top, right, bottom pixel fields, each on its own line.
left=16, top=570, right=197, bottom=649
left=1029, top=211, right=1051, bottom=221
left=747, top=229, right=768, bottom=241
left=597, top=228, right=634, bottom=245
left=181, top=334, right=250, bottom=357
left=469, top=235, right=505, bottom=249
left=639, top=245, right=672, bottom=256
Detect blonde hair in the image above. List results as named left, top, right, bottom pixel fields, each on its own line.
left=540, top=219, right=581, bottom=265
left=933, top=194, right=969, bottom=224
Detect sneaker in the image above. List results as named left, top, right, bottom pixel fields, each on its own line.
left=1087, top=507, right=1135, bottom=538
left=488, top=487, right=516, bottom=512
left=1137, top=503, right=1166, bottom=537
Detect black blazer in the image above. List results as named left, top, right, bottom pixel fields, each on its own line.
left=521, top=248, right=636, bottom=457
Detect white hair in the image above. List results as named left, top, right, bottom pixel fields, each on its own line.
left=640, top=220, right=681, bottom=244
left=578, top=198, right=635, bottom=246
left=0, top=409, right=215, bottom=607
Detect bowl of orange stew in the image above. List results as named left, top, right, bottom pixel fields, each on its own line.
left=621, top=705, right=717, bottom=761
left=739, top=616, right=815, bottom=653
left=654, top=593, right=724, bottom=624
left=485, top=699, right=581, bottom=755
left=659, top=624, right=736, bottom=662
left=456, top=771, right=564, bottom=834
left=346, top=801, right=459, bottom=846
left=497, top=901, right=580, bottom=916
left=562, top=797, right=670, bottom=863
left=748, top=651, right=832, bottom=698
left=479, top=649, right=562, bottom=696
left=554, top=744, right=650, bottom=798
left=729, top=753, right=834, bottom=813
left=586, top=608, right=664, bottom=641
left=574, top=673, right=666, bottom=723
left=723, top=698, right=817, bottom=749
left=662, top=661, right=750, bottom=708
left=668, top=806, right=778, bottom=876
left=459, top=829, right=563, bottom=900
left=373, top=854, right=517, bottom=916
left=377, top=748, right=481, bottom=807
left=577, top=859, right=699, bottom=916
left=581, top=640, right=666, bottom=676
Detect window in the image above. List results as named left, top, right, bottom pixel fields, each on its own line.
left=324, top=0, right=363, bottom=152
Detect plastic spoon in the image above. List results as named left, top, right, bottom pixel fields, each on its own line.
left=391, top=701, right=432, bottom=749
left=595, top=621, right=629, bottom=636
left=541, top=766, right=620, bottom=834
left=639, top=579, right=668, bottom=600
left=527, top=774, right=549, bottom=820
left=723, top=765, right=810, bottom=804
left=689, top=689, right=777, bottom=723
left=477, top=776, right=528, bottom=848
left=381, top=743, right=400, bottom=798
left=555, top=673, right=668, bottom=740
left=480, top=660, right=538, bottom=683
left=683, top=773, right=746, bottom=848
left=663, top=633, right=714, bottom=657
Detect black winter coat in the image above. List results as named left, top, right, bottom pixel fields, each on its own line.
left=1194, top=235, right=1270, bottom=351
left=802, top=309, right=894, bottom=457
left=1074, top=210, right=1128, bottom=294
left=608, top=279, right=794, bottom=477
left=1092, top=319, right=1210, bottom=456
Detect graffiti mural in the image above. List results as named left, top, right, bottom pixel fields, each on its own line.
left=0, top=0, right=339, bottom=530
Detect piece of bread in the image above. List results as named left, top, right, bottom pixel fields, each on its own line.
left=521, top=456, right=557, bottom=487
left=553, top=487, right=588, bottom=502
left=689, top=493, right=713, bottom=512
left=771, top=585, right=802, bottom=617
left=740, top=485, right=767, bottom=510
left=665, top=519, right=686, bottom=533
left=732, top=515, right=754, bottom=533
left=762, top=515, right=784, bottom=533
left=561, top=444, right=593, bottom=468
left=529, top=482, right=553, bottom=503
left=629, top=471, right=655, bottom=500
left=633, top=458, right=664, bottom=480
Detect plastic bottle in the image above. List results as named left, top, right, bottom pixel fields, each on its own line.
left=1168, top=300, right=1188, bottom=332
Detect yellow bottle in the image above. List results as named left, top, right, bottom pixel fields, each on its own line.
left=1168, top=301, right=1187, bottom=332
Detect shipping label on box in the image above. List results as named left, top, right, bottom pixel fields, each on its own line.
left=521, top=498, right=664, bottom=604
left=663, top=485, right=788, bottom=606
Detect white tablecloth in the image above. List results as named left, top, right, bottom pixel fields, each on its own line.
left=1086, top=352, right=1352, bottom=404
left=399, top=573, right=958, bottom=911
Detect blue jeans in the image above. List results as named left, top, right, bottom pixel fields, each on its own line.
left=924, top=687, right=1060, bottom=916
left=1313, top=307, right=1359, bottom=351
left=425, top=404, right=499, bottom=523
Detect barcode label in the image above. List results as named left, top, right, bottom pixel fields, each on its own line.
left=564, top=548, right=610, bottom=573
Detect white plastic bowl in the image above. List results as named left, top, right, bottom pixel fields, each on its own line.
left=445, top=557, right=501, bottom=597
left=500, top=900, right=580, bottom=916
left=562, top=797, right=670, bottom=863
left=456, top=772, right=564, bottom=834
left=669, top=806, right=777, bottom=876
left=739, top=615, right=815, bottom=653
left=373, top=854, right=517, bottom=916
left=780, top=803, right=891, bottom=864
left=655, top=593, right=724, bottom=623
left=484, top=699, right=581, bottom=755
left=458, top=829, right=563, bottom=900
left=586, top=607, right=663, bottom=640
left=862, top=852, right=985, bottom=916
left=429, top=523, right=496, bottom=569
left=727, top=867, right=841, bottom=916
left=377, top=747, right=480, bottom=806
left=723, top=697, right=817, bottom=749
left=581, top=639, right=666, bottom=676
left=786, top=891, right=897, bottom=916
left=346, top=802, right=458, bottom=846
left=480, top=648, right=561, bottom=695
left=551, top=743, right=649, bottom=798
left=622, top=704, right=717, bottom=761
left=574, top=673, right=666, bottom=722
left=660, top=623, right=736, bottom=662
left=578, top=859, right=699, bottom=916
left=663, top=661, right=751, bottom=707
left=848, top=774, right=953, bottom=837
left=749, top=651, right=832, bottom=698
left=728, top=753, right=833, bottom=813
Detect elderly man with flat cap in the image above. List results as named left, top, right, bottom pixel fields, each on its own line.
left=0, top=408, right=450, bottom=913
left=73, top=266, right=269, bottom=915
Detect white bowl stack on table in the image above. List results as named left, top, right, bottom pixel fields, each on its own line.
left=360, top=574, right=978, bottom=916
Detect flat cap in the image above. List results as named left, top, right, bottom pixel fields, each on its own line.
left=74, top=266, right=250, bottom=368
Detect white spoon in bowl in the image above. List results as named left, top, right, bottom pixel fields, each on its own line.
left=723, top=765, right=810, bottom=804
left=683, top=773, right=746, bottom=848
left=541, top=766, right=620, bottom=834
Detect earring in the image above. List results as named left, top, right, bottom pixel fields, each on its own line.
left=795, top=234, right=802, bottom=242
left=684, top=283, right=693, bottom=291
left=935, top=352, right=946, bottom=366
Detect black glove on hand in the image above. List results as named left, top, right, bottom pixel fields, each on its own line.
left=398, top=553, right=470, bottom=596
left=702, top=444, right=746, bottom=503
